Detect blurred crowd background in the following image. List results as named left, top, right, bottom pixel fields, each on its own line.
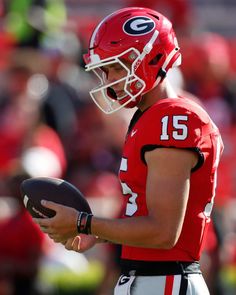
left=0, top=0, right=236, bottom=294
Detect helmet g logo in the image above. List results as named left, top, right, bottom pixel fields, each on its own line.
left=123, top=16, right=155, bottom=36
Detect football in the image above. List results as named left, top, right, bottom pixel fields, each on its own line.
left=20, top=177, right=91, bottom=218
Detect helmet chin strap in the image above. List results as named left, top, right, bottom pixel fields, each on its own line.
left=133, top=30, right=160, bottom=71
left=131, top=30, right=160, bottom=96
left=149, top=46, right=181, bottom=92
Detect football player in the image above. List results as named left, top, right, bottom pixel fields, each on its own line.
left=34, top=7, right=224, bottom=294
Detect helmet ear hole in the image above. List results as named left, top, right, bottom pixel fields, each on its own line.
left=149, top=54, right=163, bottom=65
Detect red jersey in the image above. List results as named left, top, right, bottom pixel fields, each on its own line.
left=119, top=97, right=223, bottom=262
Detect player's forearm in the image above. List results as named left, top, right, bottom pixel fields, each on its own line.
left=91, top=215, right=177, bottom=249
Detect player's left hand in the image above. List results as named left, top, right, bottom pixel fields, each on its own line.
left=33, top=200, right=79, bottom=243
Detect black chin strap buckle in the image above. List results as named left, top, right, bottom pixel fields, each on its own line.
left=157, top=68, right=167, bottom=79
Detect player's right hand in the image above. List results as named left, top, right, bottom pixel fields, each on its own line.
left=63, top=234, right=97, bottom=252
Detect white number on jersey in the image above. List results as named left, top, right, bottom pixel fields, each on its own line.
left=160, top=115, right=188, bottom=140
left=120, top=158, right=138, bottom=216
left=120, top=182, right=138, bottom=216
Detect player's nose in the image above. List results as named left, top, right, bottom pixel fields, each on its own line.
left=106, top=69, right=118, bottom=84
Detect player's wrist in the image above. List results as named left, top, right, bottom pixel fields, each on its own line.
left=77, top=212, right=93, bottom=235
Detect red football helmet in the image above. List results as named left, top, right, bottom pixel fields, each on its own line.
left=84, top=7, right=181, bottom=114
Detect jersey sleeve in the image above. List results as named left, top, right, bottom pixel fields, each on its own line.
left=138, top=101, right=210, bottom=169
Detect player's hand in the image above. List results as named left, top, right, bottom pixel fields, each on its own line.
left=63, top=234, right=97, bottom=252
left=33, top=200, right=79, bottom=243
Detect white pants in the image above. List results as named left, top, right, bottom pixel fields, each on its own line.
left=114, top=273, right=210, bottom=295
